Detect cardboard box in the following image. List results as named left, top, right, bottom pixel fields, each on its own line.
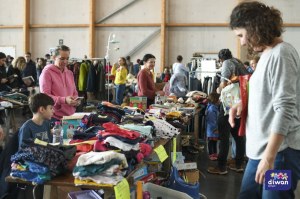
left=173, top=162, right=197, bottom=170
left=180, top=169, right=199, bottom=183
left=129, top=97, right=147, bottom=110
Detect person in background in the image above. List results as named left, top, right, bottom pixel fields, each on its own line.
left=229, top=1, right=300, bottom=198
left=243, top=61, right=254, bottom=73
left=207, top=48, right=248, bottom=175
left=250, top=56, right=260, bottom=71
left=126, top=56, right=134, bottom=75
left=161, top=67, right=171, bottom=82
left=172, top=55, right=189, bottom=75
left=111, top=57, right=128, bottom=105
left=133, top=59, right=141, bottom=77
left=5, top=55, right=13, bottom=68
left=7, top=56, right=25, bottom=90
left=45, top=53, right=52, bottom=65
left=36, top=58, right=46, bottom=85
left=206, top=92, right=220, bottom=161
left=39, top=45, right=79, bottom=121
left=0, top=52, right=9, bottom=92
left=18, top=93, right=54, bottom=149
left=23, top=52, right=37, bottom=87
left=137, top=54, right=164, bottom=107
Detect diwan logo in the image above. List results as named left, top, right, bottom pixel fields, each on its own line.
left=265, top=170, right=291, bottom=190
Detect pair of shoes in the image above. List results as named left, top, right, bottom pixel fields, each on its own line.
left=193, top=144, right=204, bottom=151
left=227, top=158, right=235, bottom=165
left=209, top=155, right=217, bottom=161
left=187, top=146, right=199, bottom=154
left=228, top=163, right=244, bottom=173
left=207, top=166, right=228, bottom=175
left=208, top=153, right=218, bottom=161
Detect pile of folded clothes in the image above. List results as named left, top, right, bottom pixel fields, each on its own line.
left=10, top=140, right=68, bottom=184
left=73, top=151, right=128, bottom=186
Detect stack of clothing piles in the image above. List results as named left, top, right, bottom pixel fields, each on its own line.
left=94, top=122, right=152, bottom=172
left=73, top=151, right=128, bottom=186
left=10, top=140, right=67, bottom=184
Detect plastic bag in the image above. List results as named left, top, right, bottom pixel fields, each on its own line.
left=220, top=83, right=240, bottom=115
left=238, top=74, right=251, bottom=136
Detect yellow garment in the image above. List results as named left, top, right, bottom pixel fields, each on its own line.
left=112, top=64, right=128, bottom=85
left=74, top=178, right=113, bottom=187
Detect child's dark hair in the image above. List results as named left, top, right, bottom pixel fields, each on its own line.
left=29, top=93, right=54, bottom=113
left=207, top=92, right=220, bottom=104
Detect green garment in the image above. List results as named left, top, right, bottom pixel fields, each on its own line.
left=73, top=159, right=121, bottom=177
left=78, top=62, right=90, bottom=91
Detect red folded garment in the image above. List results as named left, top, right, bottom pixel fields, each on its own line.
left=101, top=122, right=141, bottom=140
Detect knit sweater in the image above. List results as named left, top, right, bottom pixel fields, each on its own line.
left=246, top=42, right=300, bottom=159
left=137, top=68, right=156, bottom=100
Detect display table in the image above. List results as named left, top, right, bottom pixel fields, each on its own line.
left=5, top=138, right=176, bottom=199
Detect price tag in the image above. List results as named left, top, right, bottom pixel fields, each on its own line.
left=173, top=137, right=176, bottom=163
left=114, top=178, right=130, bottom=199
left=34, top=138, right=47, bottom=146
left=154, top=145, right=168, bottom=162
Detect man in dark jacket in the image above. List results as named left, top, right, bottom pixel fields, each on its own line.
left=23, top=52, right=37, bottom=86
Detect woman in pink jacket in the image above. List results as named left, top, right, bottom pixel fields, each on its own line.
left=39, top=45, right=79, bottom=120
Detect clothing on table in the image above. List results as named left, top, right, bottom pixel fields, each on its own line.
left=78, top=61, right=90, bottom=92
left=18, top=120, right=52, bottom=149
left=39, top=64, right=78, bottom=120
left=137, top=69, right=156, bottom=101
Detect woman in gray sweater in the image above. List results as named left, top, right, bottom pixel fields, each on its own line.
left=229, top=1, right=300, bottom=199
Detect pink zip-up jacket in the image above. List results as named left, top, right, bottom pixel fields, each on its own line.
left=39, top=64, right=78, bottom=120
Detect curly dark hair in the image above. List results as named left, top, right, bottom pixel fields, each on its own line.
left=218, top=49, right=233, bottom=61
left=230, top=1, right=283, bottom=55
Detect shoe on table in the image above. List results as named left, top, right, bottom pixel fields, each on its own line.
left=207, top=166, right=228, bottom=175
left=228, top=163, right=244, bottom=173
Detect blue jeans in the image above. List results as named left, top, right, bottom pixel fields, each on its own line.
left=115, top=84, right=126, bottom=105
left=239, top=147, right=300, bottom=199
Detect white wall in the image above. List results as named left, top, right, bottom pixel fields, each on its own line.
left=30, top=28, right=89, bottom=58
left=31, top=0, right=89, bottom=24
left=0, top=0, right=299, bottom=69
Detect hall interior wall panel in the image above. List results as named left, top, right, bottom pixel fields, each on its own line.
left=168, top=0, right=236, bottom=23
left=30, top=28, right=89, bottom=59
left=96, top=0, right=161, bottom=24
left=0, top=0, right=23, bottom=25
left=167, top=27, right=237, bottom=65
left=0, top=29, right=23, bottom=56
left=283, top=27, right=300, bottom=54
left=95, top=27, right=161, bottom=71
left=260, top=0, right=300, bottom=23
left=31, top=0, right=89, bottom=24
